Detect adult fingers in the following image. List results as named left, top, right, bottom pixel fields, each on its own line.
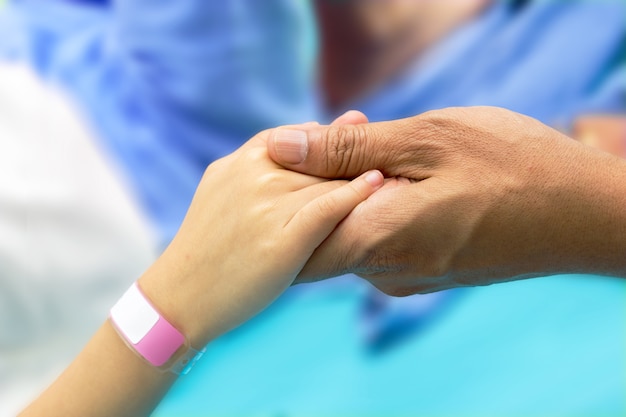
left=266, top=116, right=423, bottom=179
left=294, top=178, right=413, bottom=283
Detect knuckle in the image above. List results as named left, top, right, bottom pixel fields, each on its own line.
left=242, top=145, right=268, bottom=164
left=382, top=115, right=451, bottom=176
left=419, top=258, right=450, bottom=282
left=313, top=196, right=340, bottom=221
left=323, top=124, right=368, bottom=177
left=201, top=156, right=229, bottom=180
left=356, top=241, right=453, bottom=291
left=256, top=170, right=284, bottom=190
left=352, top=241, right=404, bottom=280
left=360, top=249, right=402, bottom=276
left=412, top=246, right=451, bottom=279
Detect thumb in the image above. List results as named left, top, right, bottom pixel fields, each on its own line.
left=330, top=109, right=369, bottom=126
left=267, top=117, right=411, bottom=179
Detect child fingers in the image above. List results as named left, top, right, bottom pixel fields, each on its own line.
left=286, top=170, right=384, bottom=250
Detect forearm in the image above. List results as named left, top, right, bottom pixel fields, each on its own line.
left=19, top=321, right=176, bottom=417
left=18, top=263, right=192, bottom=417
left=19, top=132, right=382, bottom=415
left=20, top=255, right=219, bottom=417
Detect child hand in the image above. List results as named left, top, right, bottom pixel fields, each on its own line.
left=140, top=127, right=383, bottom=346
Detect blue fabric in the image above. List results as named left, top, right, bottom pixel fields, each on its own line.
left=354, top=1, right=626, bottom=127
left=155, top=275, right=625, bottom=416
left=1, top=1, right=624, bottom=415
left=0, top=0, right=319, bottom=245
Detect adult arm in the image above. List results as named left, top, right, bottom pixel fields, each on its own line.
left=20, top=128, right=383, bottom=417
left=267, top=106, right=626, bottom=295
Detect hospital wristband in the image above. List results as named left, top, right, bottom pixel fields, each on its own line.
left=109, top=282, right=205, bottom=375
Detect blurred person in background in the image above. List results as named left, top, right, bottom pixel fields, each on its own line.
left=315, top=0, right=625, bottom=135
left=1, top=0, right=624, bottom=416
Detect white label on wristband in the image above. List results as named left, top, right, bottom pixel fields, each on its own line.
left=110, top=283, right=159, bottom=344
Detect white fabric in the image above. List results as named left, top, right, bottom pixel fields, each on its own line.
left=0, top=63, right=157, bottom=416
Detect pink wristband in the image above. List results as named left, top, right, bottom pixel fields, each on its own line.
left=109, top=283, right=205, bottom=375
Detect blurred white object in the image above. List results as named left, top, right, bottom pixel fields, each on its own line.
left=0, top=63, right=157, bottom=416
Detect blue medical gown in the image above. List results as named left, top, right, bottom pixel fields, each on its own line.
left=354, top=1, right=625, bottom=127
left=1, top=1, right=624, bottom=416
left=0, top=0, right=319, bottom=244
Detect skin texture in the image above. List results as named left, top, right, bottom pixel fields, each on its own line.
left=20, top=129, right=383, bottom=417
left=267, top=107, right=626, bottom=295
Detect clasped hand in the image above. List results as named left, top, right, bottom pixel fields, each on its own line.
left=145, top=106, right=626, bottom=347
left=141, top=128, right=383, bottom=346
left=267, top=107, right=626, bottom=295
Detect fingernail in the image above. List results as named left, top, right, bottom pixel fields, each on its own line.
left=364, top=170, right=384, bottom=188
left=272, top=128, right=308, bottom=164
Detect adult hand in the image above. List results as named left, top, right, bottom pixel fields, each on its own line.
left=267, top=107, right=626, bottom=295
